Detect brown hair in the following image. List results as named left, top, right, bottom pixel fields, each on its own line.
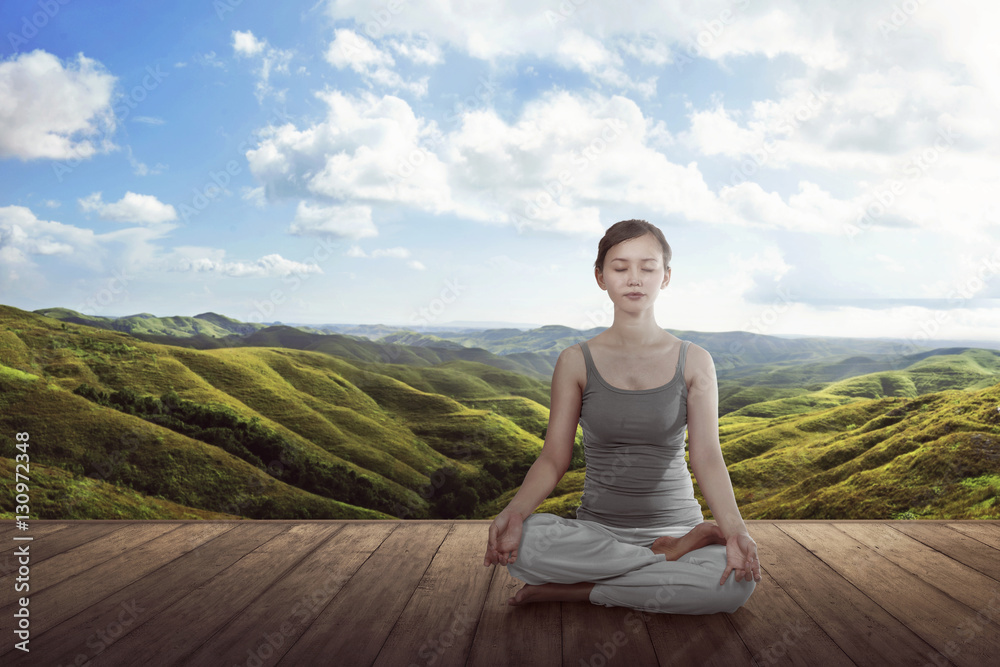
left=594, top=219, right=672, bottom=274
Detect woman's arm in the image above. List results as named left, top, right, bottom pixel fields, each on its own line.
left=685, top=344, right=750, bottom=538
left=501, top=345, right=583, bottom=520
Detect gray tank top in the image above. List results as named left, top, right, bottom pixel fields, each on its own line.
left=574, top=339, right=704, bottom=528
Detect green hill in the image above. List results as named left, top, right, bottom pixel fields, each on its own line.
left=488, top=385, right=1000, bottom=521
left=6, top=303, right=999, bottom=522
left=34, top=308, right=268, bottom=338
left=717, top=348, right=1000, bottom=418
left=0, top=305, right=549, bottom=520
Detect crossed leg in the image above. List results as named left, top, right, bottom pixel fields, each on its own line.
left=508, top=520, right=727, bottom=606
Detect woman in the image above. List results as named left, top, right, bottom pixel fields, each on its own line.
left=482, top=219, right=761, bottom=615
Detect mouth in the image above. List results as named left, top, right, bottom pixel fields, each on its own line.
left=625, top=292, right=644, bottom=297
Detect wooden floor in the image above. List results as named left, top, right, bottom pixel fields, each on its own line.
left=0, top=520, right=998, bottom=666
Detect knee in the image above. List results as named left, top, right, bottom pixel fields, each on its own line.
left=515, top=513, right=562, bottom=565
left=721, top=577, right=756, bottom=614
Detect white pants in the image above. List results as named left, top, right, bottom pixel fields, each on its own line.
left=505, top=513, right=756, bottom=615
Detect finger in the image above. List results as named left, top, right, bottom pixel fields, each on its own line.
left=488, top=522, right=497, bottom=551
left=720, top=566, right=731, bottom=586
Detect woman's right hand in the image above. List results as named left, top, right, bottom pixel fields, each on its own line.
left=484, top=509, right=524, bottom=567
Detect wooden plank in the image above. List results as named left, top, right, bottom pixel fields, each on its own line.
left=713, top=530, right=817, bottom=667
left=834, top=523, right=1000, bottom=661
left=465, top=560, right=561, bottom=667
left=946, top=522, right=1000, bottom=550
left=781, top=522, right=999, bottom=667
left=182, top=521, right=397, bottom=666
left=0, top=522, right=178, bottom=595
left=672, top=529, right=850, bottom=667
left=30, top=522, right=277, bottom=667
left=645, top=611, right=753, bottom=666
left=0, top=524, right=74, bottom=579
left=372, top=523, right=492, bottom=667
left=84, top=523, right=338, bottom=665
left=0, top=521, right=70, bottom=540
left=890, top=521, right=1000, bottom=581
left=0, top=521, right=118, bottom=555
left=751, top=523, right=934, bottom=666
left=0, top=519, right=995, bottom=667
left=562, top=596, right=660, bottom=667
left=1, top=521, right=245, bottom=665
left=278, top=522, right=451, bottom=666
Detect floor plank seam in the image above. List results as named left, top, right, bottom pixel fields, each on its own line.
left=174, top=523, right=348, bottom=664
left=371, top=523, right=452, bottom=667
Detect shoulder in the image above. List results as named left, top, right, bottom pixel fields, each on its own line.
left=555, top=342, right=587, bottom=392
left=682, top=342, right=716, bottom=387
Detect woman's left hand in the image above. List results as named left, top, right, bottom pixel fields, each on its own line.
left=720, top=532, right=762, bottom=585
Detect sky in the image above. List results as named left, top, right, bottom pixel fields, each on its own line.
left=1, top=0, right=998, bottom=343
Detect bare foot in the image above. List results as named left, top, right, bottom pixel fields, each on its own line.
left=651, top=522, right=727, bottom=561
left=508, top=582, right=595, bottom=605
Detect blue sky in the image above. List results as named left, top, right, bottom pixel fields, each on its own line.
left=1, top=0, right=998, bottom=342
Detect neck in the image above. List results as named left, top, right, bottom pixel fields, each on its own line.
left=604, top=312, right=665, bottom=348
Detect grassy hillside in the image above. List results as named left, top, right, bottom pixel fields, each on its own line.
left=34, top=308, right=269, bottom=338
left=485, top=385, right=1000, bottom=521
left=0, top=305, right=547, bottom=520
left=717, top=348, right=1000, bottom=418
left=6, top=303, right=999, bottom=522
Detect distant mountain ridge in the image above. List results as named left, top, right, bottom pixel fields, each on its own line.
left=4, top=303, right=999, bottom=521
left=31, top=305, right=960, bottom=368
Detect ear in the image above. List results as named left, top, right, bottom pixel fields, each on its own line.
left=662, top=267, right=671, bottom=288
left=595, top=266, right=606, bottom=290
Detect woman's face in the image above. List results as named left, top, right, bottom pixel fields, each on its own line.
left=597, top=232, right=670, bottom=308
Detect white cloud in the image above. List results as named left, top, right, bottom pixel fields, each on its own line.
left=1, top=206, right=315, bottom=291
left=232, top=30, right=266, bottom=57
left=344, top=244, right=424, bottom=269
left=231, top=30, right=293, bottom=102
left=289, top=202, right=378, bottom=238
left=371, top=247, right=409, bottom=258
left=0, top=50, right=116, bottom=160
left=246, top=89, right=451, bottom=210
left=325, top=29, right=428, bottom=96
left=718, top=181, right=854, bottom=234
left=683, top=105, right=764, bottom=158
left=241, top=186, right=267, bottom=207
left=170, top=247, right=323, bottom=278
left=79, top=191, right=177, bottom=225
left=388, top=33, right=443, bottom=65
left=238, top=1, right=999, bottom=252
left=0, top=205, right=94, bottom=265
left=326, top=28, right=393, bottom=69
left=0, top=205, right=172, bottom=278
left=322, top=0, right=839, bottom=92
left=125, top=146, right=166, bottom=177
left=245, top=88, right=725, bottom=236
left=132, top=116, right=165, bottom=125
left=554, top=31, right=656, bottom=97
left=194, top=51, right=226, bottom=69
